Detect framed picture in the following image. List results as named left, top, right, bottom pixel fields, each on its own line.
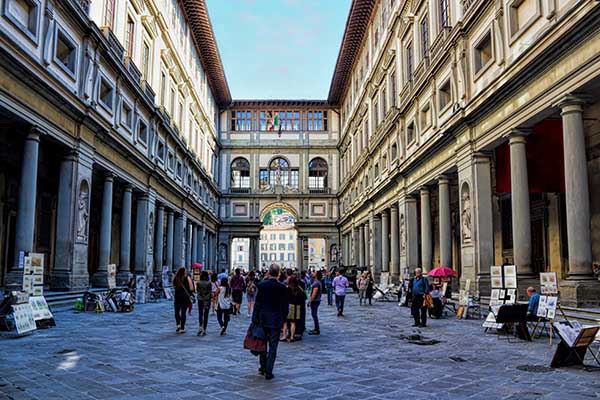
left=503, top=265, right=516, bottom=277
left=491, top=289, right=500, bottom=300
left=491, top=277, right=503, bottom=288
left=504, top=276, right=517, bottom=289
left=490, top=266, right=502, bottom=277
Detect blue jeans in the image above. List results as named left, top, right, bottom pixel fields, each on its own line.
left=335, top=294, right=346, bottom=313
left=259, top=326, right=280, bottom=375
left=310, top=301, right=320, bottom=331
left=326, top=287, right=333, bottom=305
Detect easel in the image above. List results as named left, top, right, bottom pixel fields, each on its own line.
left=531, top=302, right=567, bottom=345
left=551, top=326, right=600, bottom=371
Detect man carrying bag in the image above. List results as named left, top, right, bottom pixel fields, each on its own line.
left=250, top=264, right=288, bottom=380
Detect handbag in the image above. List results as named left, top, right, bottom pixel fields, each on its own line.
left=243, top=323, right=266, bottom=354
left=183, top=279, right=196, bottom=304
left=423, top=293, right=434, bottom=309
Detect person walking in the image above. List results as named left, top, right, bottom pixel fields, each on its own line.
left=325, top=270, right=334, bottom=306
left=173, top=267, right=194, bottom=334
left=365, top=271, right=374, bottom=306
left=215, top=277, right=232, bottom=335
left=210, top=272, right=219, bottom=315
left=230, top=268, right=246, bottom=315
left=358, top=272, right=367, bottom=306
left=308, top=270, right=323, bottom=335
left=281, top=275, right=305, bottom=342
left=411, top=268, right=430, bottom=327
left=217, top=268, right=228, bottom=281
left=252, top=264, right=288, bottom=380
left=332, top=269, right=349, bottom=317
left=196, top=270, right=212, bottom=336
left=246, top=270, right=258, bottom=317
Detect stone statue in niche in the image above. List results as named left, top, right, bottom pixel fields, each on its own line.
left=400, top=214, right=406, bottom=256
left=461, top=188, right=472, bottom=243
left=219, top=244, right=227, bottom=261
left=148, top=212, right=154, bottom=252
left=77, top=182, right=89, bottom=241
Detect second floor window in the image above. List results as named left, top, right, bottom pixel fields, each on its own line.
left=308, top=158, right=328, bottom=189
left=231, top=157, right=250, bottom=188
left=421, top=17, right=429, bottom=59
left=142, top=41, right=150, bottom=80
left=125, top=16, right=135, bottom=57
left=231, top=111, right=253, bottom=131
left=103, top=0, right=115, bottom=29
left=406, top=44, right=414, bottom=82
left=307, top=111, right=327, bottom=131
left=440, top=0, right=450, bottom=29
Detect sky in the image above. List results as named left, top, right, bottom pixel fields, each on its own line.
left=205, top=0, right=352, bottom=100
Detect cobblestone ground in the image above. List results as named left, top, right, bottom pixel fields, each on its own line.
left=1, top=294, right=599, bottom=400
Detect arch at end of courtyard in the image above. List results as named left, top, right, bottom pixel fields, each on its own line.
left=259, top=202, right=299, bottom=225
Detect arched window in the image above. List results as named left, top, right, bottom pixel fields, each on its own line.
left=231, top=157, right=250, bottom=188
left=308, top=157, right=328, bottom=189
left=269, top=157, right=290, bottom=186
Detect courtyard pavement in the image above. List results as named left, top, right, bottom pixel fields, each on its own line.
left=1, top=294, right=599, bottom=400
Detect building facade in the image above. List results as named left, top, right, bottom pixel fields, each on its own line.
left=0, top=0, right=226, bottom=290
left=333, top=0, right=600, bottom=307
left=1, top=0, right=600, bottom=307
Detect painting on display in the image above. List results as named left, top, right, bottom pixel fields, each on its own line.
left=12, top=303, right=36, bottom=334
left=540, top=272, right=558, bottom=294
left=29, top=296, right=53, bottom=320
left=107, top=264, right=116, bottom=289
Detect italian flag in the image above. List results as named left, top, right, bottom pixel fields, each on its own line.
left=268, top=113, right=279, bottom=131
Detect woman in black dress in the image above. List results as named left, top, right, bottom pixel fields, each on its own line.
left=173, top=267, right=194, bottom=334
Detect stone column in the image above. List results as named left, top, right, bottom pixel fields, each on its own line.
left=559, top=97, right=592, bottom=277
left=509, top=131, right=532, bottom=273
left=13, top=129, right=40, bottom=268
left=185, top=222, right=192, bottom=268
left=352, top=226, right=359, bottom=266
left=199, top=223, right=206, bottom=267
left=420, top=187, right=432, bottom=272
left=358, top=224, right=365, bottom=269
left=134, top=194, right=155, bottom=278
left=381, top=209, right=390, bottom=273
left=118, top=185, right=132, bottom=284
left=173, top=213, right=184, bottom=270
left=166, top=210, right=174, bottom=270
left=390, top=205, right=399, bottom=281
left=154, top=204, right=164, bottom=275
left=191, top=223, right=198, bottom=264
left=372, top=214, right=382, bottom=278
left=438, top=176, right=452, bottom=268
left=364, top=223, right=370, bottom=269
left=93, top=173, right=113, bottom=286
left=400, top=196, right=419, bottom=277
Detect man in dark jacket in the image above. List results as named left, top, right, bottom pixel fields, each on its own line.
left=252, top=263, right=288, bottom=380
left=411, top=268, right=430, bottom=327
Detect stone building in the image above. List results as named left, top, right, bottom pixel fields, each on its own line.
left=0, top=0, right=224, bottom=290
left=334, top=0, right=600, bottom=307
left=1, top=0, right=600, bottom=307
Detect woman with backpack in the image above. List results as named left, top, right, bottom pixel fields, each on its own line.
left=196, top=270, right=212, bottom=336
left=281, top=275, right=306, bottom=342
left=246, top=270, right=258, bottom=317
left=215, top=277, right=232, bottom=336
left=173, top=267, right=194, bottom=334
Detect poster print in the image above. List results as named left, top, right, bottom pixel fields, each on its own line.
left=504, top=276, right=517, bottom=289
left=503, top=265, right=516, bottom=278
left=29, top=296, right=53, bottom=320
left=540, top=272, right=558, bottom=294
left=12, top=304, right=36, bottom=334
left=491, top=277, right=503, bottom=288
left=490, top=266, right=502, bottom=277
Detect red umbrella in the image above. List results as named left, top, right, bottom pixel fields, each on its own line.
left=427, top=267, right=458, bottom=277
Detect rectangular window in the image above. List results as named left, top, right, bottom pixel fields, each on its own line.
left=103, top=0, right=115, bottom=29
left=159, top=71, right=166, bottom=106
left=137, top=119, right=148, bottom=144
left=373, top=98, right=379, bottom=128
left=421, top=17, right=429, bottom=59
left=420, top=104, right=431, bottom=129
left=55, top=27, right=77, bottom=76
left=390, top=70, right=397, bottom=107
left=167, top=150, right=174, bottom=171
left=6, top=0, right=39, bottom=39
left=439, top=79, right=451, bottom=110
left=142, top=41, right=150, bottom=80
left=289, top=169, right=299, bottom=188
left=407, top=121, right=415, bottom=144
left=125, top=15, right=134, bottom=57
left=439, top=0, right=450, bottom=29
left=381, top=89, right=387, bottom=117
left=307, top=111, right=327, bottom=131
left=98, top=76, right=114, bottom=111
left=259, top=168, right=269, bottom=189
left=156, top=140, right=165, bottom=161
left=178, top=99, right=184, bottom=129
left=474, top=31, right=492, bottom=74
left=121, top=101, right=133, bottom=129
left=406, top=43, right=413, bottom=82
left=231, top=110, right=253, bottom=131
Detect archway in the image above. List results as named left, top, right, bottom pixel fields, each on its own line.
left=259, top=203, right=298, bottom=271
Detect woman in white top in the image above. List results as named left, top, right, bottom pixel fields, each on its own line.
left=215, top=277, right=232, bottom=336
left=210, top=272, right=219, bottom=315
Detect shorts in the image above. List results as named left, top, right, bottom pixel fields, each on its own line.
left=232, top=290, right=243, bottom=304
left=287, top=304, right=302, bottom=321
left=247, top=293, right=256, bottom=303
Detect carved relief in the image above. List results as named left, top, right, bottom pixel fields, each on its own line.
left=461, top=183, right=472, bottom=244
left=77, top=180, right=90, bottom=241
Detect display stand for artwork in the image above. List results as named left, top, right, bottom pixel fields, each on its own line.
left=531, top=272, right=565, bottom=346
left=551, top=324, right=600, bottom=371
left=483, top=265, right=517, bottom=333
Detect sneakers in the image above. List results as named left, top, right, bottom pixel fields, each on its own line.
left=220, top=327, right=226, bottom=336
left=176, top=325, right=181, bottom=333
left=197, top=328, right=205, bottom=336
left=308, top=330, right=320, bottom=335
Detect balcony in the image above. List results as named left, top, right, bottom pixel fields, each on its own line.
left=309, top=187, right=330, bottom=194
left=125, top=57, right=142, bottom=85
left=101, top=27, right=125, bottom=62
left=230, top=187, right=251, bottom=194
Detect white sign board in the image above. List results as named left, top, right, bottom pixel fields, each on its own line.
left=12, top=303, right=37, bottom=334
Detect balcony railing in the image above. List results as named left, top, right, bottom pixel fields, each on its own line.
left=230, top=187, right=251, bottom=194
left=309, top=187, right=330, bottom=194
